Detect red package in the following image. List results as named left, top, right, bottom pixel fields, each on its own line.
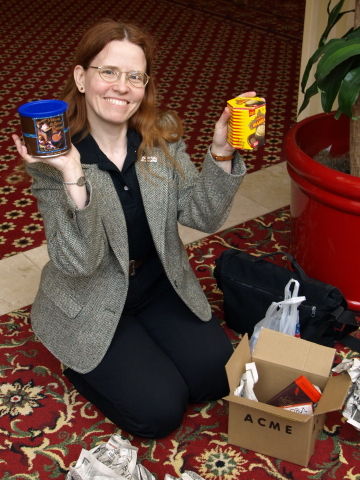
left=267, top=375, right=321, bottom=414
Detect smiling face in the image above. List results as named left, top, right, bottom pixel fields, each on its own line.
left=74, top=39, right=147, bottom=133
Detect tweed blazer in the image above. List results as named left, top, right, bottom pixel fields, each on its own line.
left=28, top=139, right=246, bottom=373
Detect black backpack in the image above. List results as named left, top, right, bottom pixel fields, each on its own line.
left=214, top=249, right=360, bottom=351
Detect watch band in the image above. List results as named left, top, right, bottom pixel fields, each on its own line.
left=210, top=150, right=234, bottom=162
left=63, top=176, right=86, bottom=186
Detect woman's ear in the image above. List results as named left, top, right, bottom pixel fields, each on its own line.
left=74, top=65, right=86, bottom=93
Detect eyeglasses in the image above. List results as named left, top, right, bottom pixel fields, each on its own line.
left=89, top=66, right=149, bottom=88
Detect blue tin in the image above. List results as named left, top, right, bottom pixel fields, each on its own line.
left=18, top=99, right=70, bottom=157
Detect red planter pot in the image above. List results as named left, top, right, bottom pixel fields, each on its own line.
left=284, top=112, right=360, bottom=312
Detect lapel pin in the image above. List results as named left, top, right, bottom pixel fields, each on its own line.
left=140, top=156, right=157, bottom=163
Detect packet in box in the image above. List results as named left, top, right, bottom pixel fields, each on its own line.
left=223, top=328, right=351, bottom=466
left=267, top=375, right=322, bottom=414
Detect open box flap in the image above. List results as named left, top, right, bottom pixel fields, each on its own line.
left=225, top=334, right=251, bottom=392
left=315, top=372, right=352, bottom=415
left=254, top=329, right=336, bottom=377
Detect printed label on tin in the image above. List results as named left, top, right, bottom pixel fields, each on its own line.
left=33, top=115, right=68, bottom=155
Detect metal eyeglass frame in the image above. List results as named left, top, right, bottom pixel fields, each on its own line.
left=88, top=66, right=150, bottom=87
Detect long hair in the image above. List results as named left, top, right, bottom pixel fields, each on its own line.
left=61, top=19, right=183, bottom=159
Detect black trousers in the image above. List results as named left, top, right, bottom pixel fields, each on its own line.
left=64, top=270, right=233, bottom=439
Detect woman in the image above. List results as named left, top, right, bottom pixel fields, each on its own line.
left=13, top=19, right=251, bottom=438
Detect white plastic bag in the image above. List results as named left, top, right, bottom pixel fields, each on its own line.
left=249, top=279, right=306, bottom=351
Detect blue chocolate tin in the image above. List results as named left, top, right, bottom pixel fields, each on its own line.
left=18, top=99, right=70, bottom=157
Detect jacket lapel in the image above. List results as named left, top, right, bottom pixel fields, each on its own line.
left=83, top=165, right=129, bottom=272
left=84, top=156, right=169, bottom=267
left=136, top=157, right=169, bottom=258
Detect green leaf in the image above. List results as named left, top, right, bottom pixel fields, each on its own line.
left=318, top=54, right=357, bottom=89
left=298, top=81, right=319, bottom=115
left=319, top=59, right=354, bottom=111
left=319, top=0, right=351, bottom=46
left=341, top=26, right=360, bottom=41
left=301, top=39, right=339, bottom=92
left=338, top=66, right=360, bottom=118
left=316, top=38, right=360, bottom=83
left=298, top=1, right=359, bottom=119
left=300, top=28, right=359, bottom=93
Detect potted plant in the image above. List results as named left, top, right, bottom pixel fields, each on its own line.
left=284, top=0, right=360, bottom=311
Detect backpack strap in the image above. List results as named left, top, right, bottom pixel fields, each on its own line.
left=253, top=251, right=309, bottom=282
left=340, top=333, right=360, bottom=352
left=332, top=308, right=360, bottom=353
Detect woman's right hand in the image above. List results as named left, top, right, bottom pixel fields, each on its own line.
left=12, top=134, right=82, bottom=177
left=12, top=134, right=88, bottom=209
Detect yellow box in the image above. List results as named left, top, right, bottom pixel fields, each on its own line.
left=227, top=96, right=266, bottom=150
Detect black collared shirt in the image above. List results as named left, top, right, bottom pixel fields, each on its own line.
left=73, top=129, right=157, bottom=261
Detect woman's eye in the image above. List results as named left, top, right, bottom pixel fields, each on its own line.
left=129, top=72, right=142, bottom=80
left=103, top=69, right=115, bottom=76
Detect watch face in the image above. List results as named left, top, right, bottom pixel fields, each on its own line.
left=77, top=176, right=86, bottom=186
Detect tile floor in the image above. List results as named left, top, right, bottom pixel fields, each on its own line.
left=0, top=162, right=291, bottom=315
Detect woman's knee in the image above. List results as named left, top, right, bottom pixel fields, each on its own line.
left=65, top=368, right=186, bottom=438
left=186, top=331, right=233, bottom=402
left=113, top=395, right=187, bottom=438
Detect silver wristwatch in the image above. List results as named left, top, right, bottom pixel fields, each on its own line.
left=63, top=176, right=86, bottom=186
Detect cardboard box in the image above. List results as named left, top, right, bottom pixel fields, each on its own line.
left=224, top=329, right=351, bottom=466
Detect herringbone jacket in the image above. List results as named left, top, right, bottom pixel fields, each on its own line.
left=28, top=139, right=246, bottom=373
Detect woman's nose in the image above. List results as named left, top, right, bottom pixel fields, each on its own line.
left=112, top=72, right=130, bottom=91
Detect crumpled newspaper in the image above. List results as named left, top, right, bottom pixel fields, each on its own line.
left=66, top=434, right=205, bottom=480
left=332, top=358, right=360, bottom=431
left=233, top=362, right=258, bottom=401
left=165, top=472, right=204, bottom=480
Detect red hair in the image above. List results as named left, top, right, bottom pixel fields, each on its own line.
left=61, top=19, right=182, bottom=159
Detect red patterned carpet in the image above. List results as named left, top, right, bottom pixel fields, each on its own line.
left=1, top=1, right=359, bottom=479
left=1, top=207, right=359, bottom=480
left=0, top=0, right=304, bottom=259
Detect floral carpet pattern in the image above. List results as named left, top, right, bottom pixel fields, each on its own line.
left=0, top=0, right=304, bottom=259
left=1, top=0, right=359, bottom=478
left=1, top=207, right=359, bottom=480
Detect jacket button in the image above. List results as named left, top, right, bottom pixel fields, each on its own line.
left=67, top=209, right=75, bottom=219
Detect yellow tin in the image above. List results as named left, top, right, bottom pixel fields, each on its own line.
left=227, top=96, right=266, bottom=150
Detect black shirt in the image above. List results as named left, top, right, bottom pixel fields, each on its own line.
left=74, top=129, right=157, bottom=261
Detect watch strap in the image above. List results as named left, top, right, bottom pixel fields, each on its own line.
left=210, top=150, right=234, bottom=162
left=63, top=176, right=86, bottom=186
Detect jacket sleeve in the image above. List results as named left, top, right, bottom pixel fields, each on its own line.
left=26, top=162, right=108, bottom=277
left=172, top=139, right=246, bottom=233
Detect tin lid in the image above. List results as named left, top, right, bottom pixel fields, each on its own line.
left=18, top=99, right=68, bottom=118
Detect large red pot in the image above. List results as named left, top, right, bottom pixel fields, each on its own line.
left=284, top=112, right=360, bottom=312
